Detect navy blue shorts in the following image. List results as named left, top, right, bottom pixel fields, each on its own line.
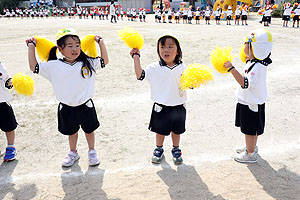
left=0, top=102, right=18, bottom=132
left=235, top=103, right=265, bottom=135
left=149, top=103, right=186, bottom=136
left=58, top=99, right=100, bottom=135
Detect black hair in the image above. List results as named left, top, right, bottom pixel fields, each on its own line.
left=48, top=35, right=95, bottom=78
left=157, top=36, right=182, bottom=66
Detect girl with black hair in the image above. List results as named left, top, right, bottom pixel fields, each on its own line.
left=26, top=28, right=108, bottom=167
left=130, top=35, right=187, bottom=165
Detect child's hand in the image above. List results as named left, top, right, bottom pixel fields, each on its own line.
left=95, top=35, right=103, bottom=44
left=223, top=61, right=233, bottom=69
left=130, top=48, right=140, bottom=58
left=26, top=37, right=36, bottom=47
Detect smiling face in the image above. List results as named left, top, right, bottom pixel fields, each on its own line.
left=158, top=37, right=179, bottom=67
left=58, top=36, right=81, bottom=63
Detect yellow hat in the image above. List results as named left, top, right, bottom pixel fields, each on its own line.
left=243, top=28, right=272, bottom=60
left=57, top=28, right=79, bottom=41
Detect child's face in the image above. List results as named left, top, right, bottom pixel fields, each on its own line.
left=58, top=36, right=81, bottom=62
left=159, top=38, right=178, bottom=66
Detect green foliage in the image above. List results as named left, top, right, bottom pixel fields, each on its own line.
left=0, top=0, right=21, bottom=14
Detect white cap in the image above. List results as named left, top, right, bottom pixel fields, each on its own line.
left=243, top=29, right=272, bottom=60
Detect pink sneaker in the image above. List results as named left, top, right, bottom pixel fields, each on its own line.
left=88, top=149, right=100, bottom=166
left=62, top=151, right=80, bottom=167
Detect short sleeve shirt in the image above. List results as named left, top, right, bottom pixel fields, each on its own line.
left=144, top=62, right=187, bottom=106
left=0, top=63, right=13, bottom=103
left=38, top=58, right=104, bottom=106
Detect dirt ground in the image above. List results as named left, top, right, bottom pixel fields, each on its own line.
left=0, top=13, right=300, bottom=200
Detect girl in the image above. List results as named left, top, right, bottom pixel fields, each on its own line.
left=0, top=62, right=18, bottom=162
left=187, top=7, right=193, bottom=24
left=223, top=28, right=273, bottom=163
left=26, top=28, right=109, bottom=167
left=130, top=34, right=187, bottom=165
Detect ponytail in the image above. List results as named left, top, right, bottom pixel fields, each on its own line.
left=48, top=46, right=58, bottom=61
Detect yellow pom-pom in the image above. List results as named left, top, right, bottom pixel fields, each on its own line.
left=210, top=46, right=235, bottom=74
left=180, top=64, right=214, bottom=91
left=240, top=44, right=247, bottom=63
left=35, top=36, right=56, bottom=62
left=81, top=35, right=98, bottom=58
left=118, top=27, right=144, bottom=50
left=12, top=73, right=34, bottom=96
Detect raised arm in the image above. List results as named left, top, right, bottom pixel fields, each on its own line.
left=224, top=61, right=245, bottom=88
left=95, top=35, right=109, bottom=65
left=25, top=37, right=38, bottom=72
left=130, top=48, right=143, bottom=80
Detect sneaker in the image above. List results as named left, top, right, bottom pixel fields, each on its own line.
left=62, top=151, right=80, bottom=167
left=171, top=148, right=183, bottom=165
left=4, top=147, right=17, bottom=162
left=234, top=151, right=257, bottom=163
left=151, top=147, right=164, bottom=164
left=88, top=149, right=100, bottom=166
left=236, top=146, right=258, bottom=154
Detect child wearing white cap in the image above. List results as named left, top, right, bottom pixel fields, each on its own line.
left=226, top=5, right=233, bottom=25
left=234, top=6, right=241, bottom=25
left=224, top=29, right=273, bottom=163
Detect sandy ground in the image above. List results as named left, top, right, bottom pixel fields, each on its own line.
left=0, top=13, right=300, bottom=200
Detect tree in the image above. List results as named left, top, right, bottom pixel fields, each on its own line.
left=0, top=0, right=21, bottom=14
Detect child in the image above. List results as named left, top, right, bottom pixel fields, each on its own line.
left=187, top=7, right=193, bottom=24
left=130, top=34, right=187, bottom=165
left=292, top=4, right=300, bottom=28
left=282, top=3, right=292, bottom=27
left=26, top=28, right=109, bottom=167
left=235, top=5, right=241, bottom=25
left=223, top=28, right=273, bottom=163
left=175, top=8, right=180, bottom=24
left=214, top=6, right=222, bottom=25
left=241, top=5, right=248, bottom=25
left=195, top=7, right=201, bottom=24
left=0, top=62, right=18, bottom=162
left=226, top=6, right=233, bottom=25
left=262, top=6, right=272, bottom=26
left=205, top=6, right=211, bottom=25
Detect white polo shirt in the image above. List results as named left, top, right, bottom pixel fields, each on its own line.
left=144, top=62, right=187, bottom=106
left=0, top=63, right=13, bottom=103
left=236, top=61, right=267, bottom=110
left=283, top=7, right=292, bottom=16
left=38, top=58, right=103, bottom=106
left=294, top=8, right=300, bottom=15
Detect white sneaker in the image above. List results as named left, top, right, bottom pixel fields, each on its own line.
left=88, top=149, right=100, bottom=166
left=236, top=146, right=258, bottom=154
left=62, top=151, right=80, bottom=167
left=234, top=151, right=257, bottom=163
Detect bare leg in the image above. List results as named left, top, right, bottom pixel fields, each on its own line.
left=245, top=134, right=258, bottom=153
left=69, top=132, right=78, bottom=152
left=171, top=132, right=180, bottom=147
left=5, top=131, right=15, bottom=145
left=156, top=133, right=165, bottom=146
left=85, top=132, right=95, bottom=150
